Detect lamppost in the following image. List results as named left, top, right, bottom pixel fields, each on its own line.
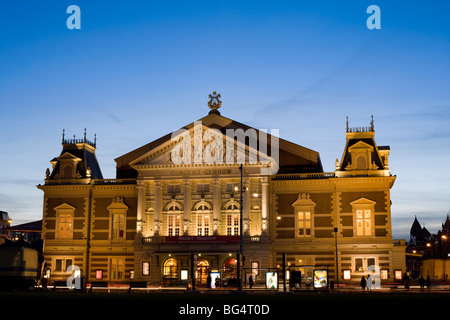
left=238, top=163, right=244, bottom=291
left=334, top=227, right=339, bottom=289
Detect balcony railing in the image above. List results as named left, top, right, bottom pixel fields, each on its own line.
left=272, top=172, right=335, bottom=181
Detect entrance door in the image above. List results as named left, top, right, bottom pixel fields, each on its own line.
left=196, top=260, right=209, bottom=285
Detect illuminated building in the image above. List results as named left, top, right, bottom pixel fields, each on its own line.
left=38, top=93, right=406, bottom=287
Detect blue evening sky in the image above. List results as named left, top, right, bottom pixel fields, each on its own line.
left=0, top=1, right=449, bottom=239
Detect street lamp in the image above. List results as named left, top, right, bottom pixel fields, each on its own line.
left=334, top=227, right=339, bottom=289
left=238, top=164, right=244, bottom=291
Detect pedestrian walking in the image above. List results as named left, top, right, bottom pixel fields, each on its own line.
left=206, top=273, right=212, bottom=289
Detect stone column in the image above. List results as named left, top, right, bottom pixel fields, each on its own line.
left=243, top=178, right=250, bottom=235
left=260, top=176, right=269, bottom=235
left=183, top=179, right=191, bottom=235
left=154, top=179, right=162, bottom=236
left=136, top=180, right=145, bottom=235
left=212, top=177, right=220, bottom=235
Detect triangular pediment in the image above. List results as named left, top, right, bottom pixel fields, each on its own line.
left=57, top=152, right=82, bottom=162
left=129, top=122, right=273, bottom=167
left=348, top=140, right=374, bottom=152
left=54, top=203, right=76, bottom=211
left=115, top=112, right=323, bottom=177
left=350, top=197, right=377, bottom=206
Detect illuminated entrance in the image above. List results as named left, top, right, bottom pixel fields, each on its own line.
left=196, top=259, right=210, bottom=284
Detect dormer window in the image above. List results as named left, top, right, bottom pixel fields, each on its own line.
left=346, top=141, right=374, bottom=171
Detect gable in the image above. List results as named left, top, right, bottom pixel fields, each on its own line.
left=115, top=112, right=322, bottom=177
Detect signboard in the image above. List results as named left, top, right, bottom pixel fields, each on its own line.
left=313, top=269, right=328, bottom=289
left=266, top=272, right=278, bottom=289
left=162, top=236, right=240, bottom=244
left=210, top=272, right=221, bottom=288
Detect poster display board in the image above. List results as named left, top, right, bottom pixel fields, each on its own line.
left=313, top=269, right=328, bottom=289
left=266, top=272, right=278, bottom=289
left=210, top=272, right=221, bottom=289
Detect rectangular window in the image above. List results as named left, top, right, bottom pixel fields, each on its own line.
left=58, top=213, right=73, bottom=239
left=197, top=184, right=210, bottom=193
left=168, top=184, right=181, bottom=193
left=53, top=258, right=73, bottom=272
left=227, top=214, right=239, bottom=236
left=110, top=258, right=125, bottom=280
left=367, top=258, right=376, bottom=269
left=297, top=211, right=311, bottom=237
left=168, top=215, right=180, bottom=236
left=356, top=210, right=372, bottom=236
left=355, top=258, right=363, bottom=272
left=142, top=261, right=150, bottom=276
left=112, top=213, right=125, bottom=239
left=197, top=214, right=210, bottom=236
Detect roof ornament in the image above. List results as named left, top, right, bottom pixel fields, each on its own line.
left=370, top=115, right=374, bottom=131
left=208, top=91, right=222, bottom=114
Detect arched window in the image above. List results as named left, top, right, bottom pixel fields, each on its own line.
left=63, top=165, right=73, bottom=179
left=195, top=200, right=212, bottom=236
left=166, top=201, right=182, bottom=236
left=163, top=258, right=178, bottom=279
left=357, top=155, right=367, bottom=170
left=223, top=258, right=237, bottom=278
left=224, top=201, right=240, bottom=236
left=196, top=260, right=209, bottom=284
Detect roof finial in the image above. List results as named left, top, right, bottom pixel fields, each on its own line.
left=370, top=115, right=374, bottom=131
left=62, top=129, right=65, bottom=143
left=346, top=116, right=349, bottom=132
left=94, top=133, right=97, bottom=147
left=208, top=91, right=222, bottom=115
left=84, top=128, right=87, bottom=142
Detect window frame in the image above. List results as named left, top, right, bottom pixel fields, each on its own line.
left=350, top=198, right=376, bottom=238
left=291, top=193, right=316, bottom=239
left=54, top=203, right=76, bottom=240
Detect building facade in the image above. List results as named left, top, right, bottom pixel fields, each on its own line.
left=38, top=95, right=405, bottom=288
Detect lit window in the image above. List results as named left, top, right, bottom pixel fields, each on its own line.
left=166, top=201, right=182, bottom=236
left=355, top=258, right=363, bottom=272
left=163, top=258, right=178, bottom=278
left=226, top=214, right=240, bottom=236
left=197, top=214, right=210, bottom=236
left=356, top=209, right=372, bottom=236
left=168, top=215, right=180, bottom=236
left=350, top=198, right=376, bottom=237
left=142, top=261, right=150, bottom=276
left=297, top=211, right=311, bottom=237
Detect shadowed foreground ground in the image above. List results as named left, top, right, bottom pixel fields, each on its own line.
left=1, top=290, right=448, bottom=318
